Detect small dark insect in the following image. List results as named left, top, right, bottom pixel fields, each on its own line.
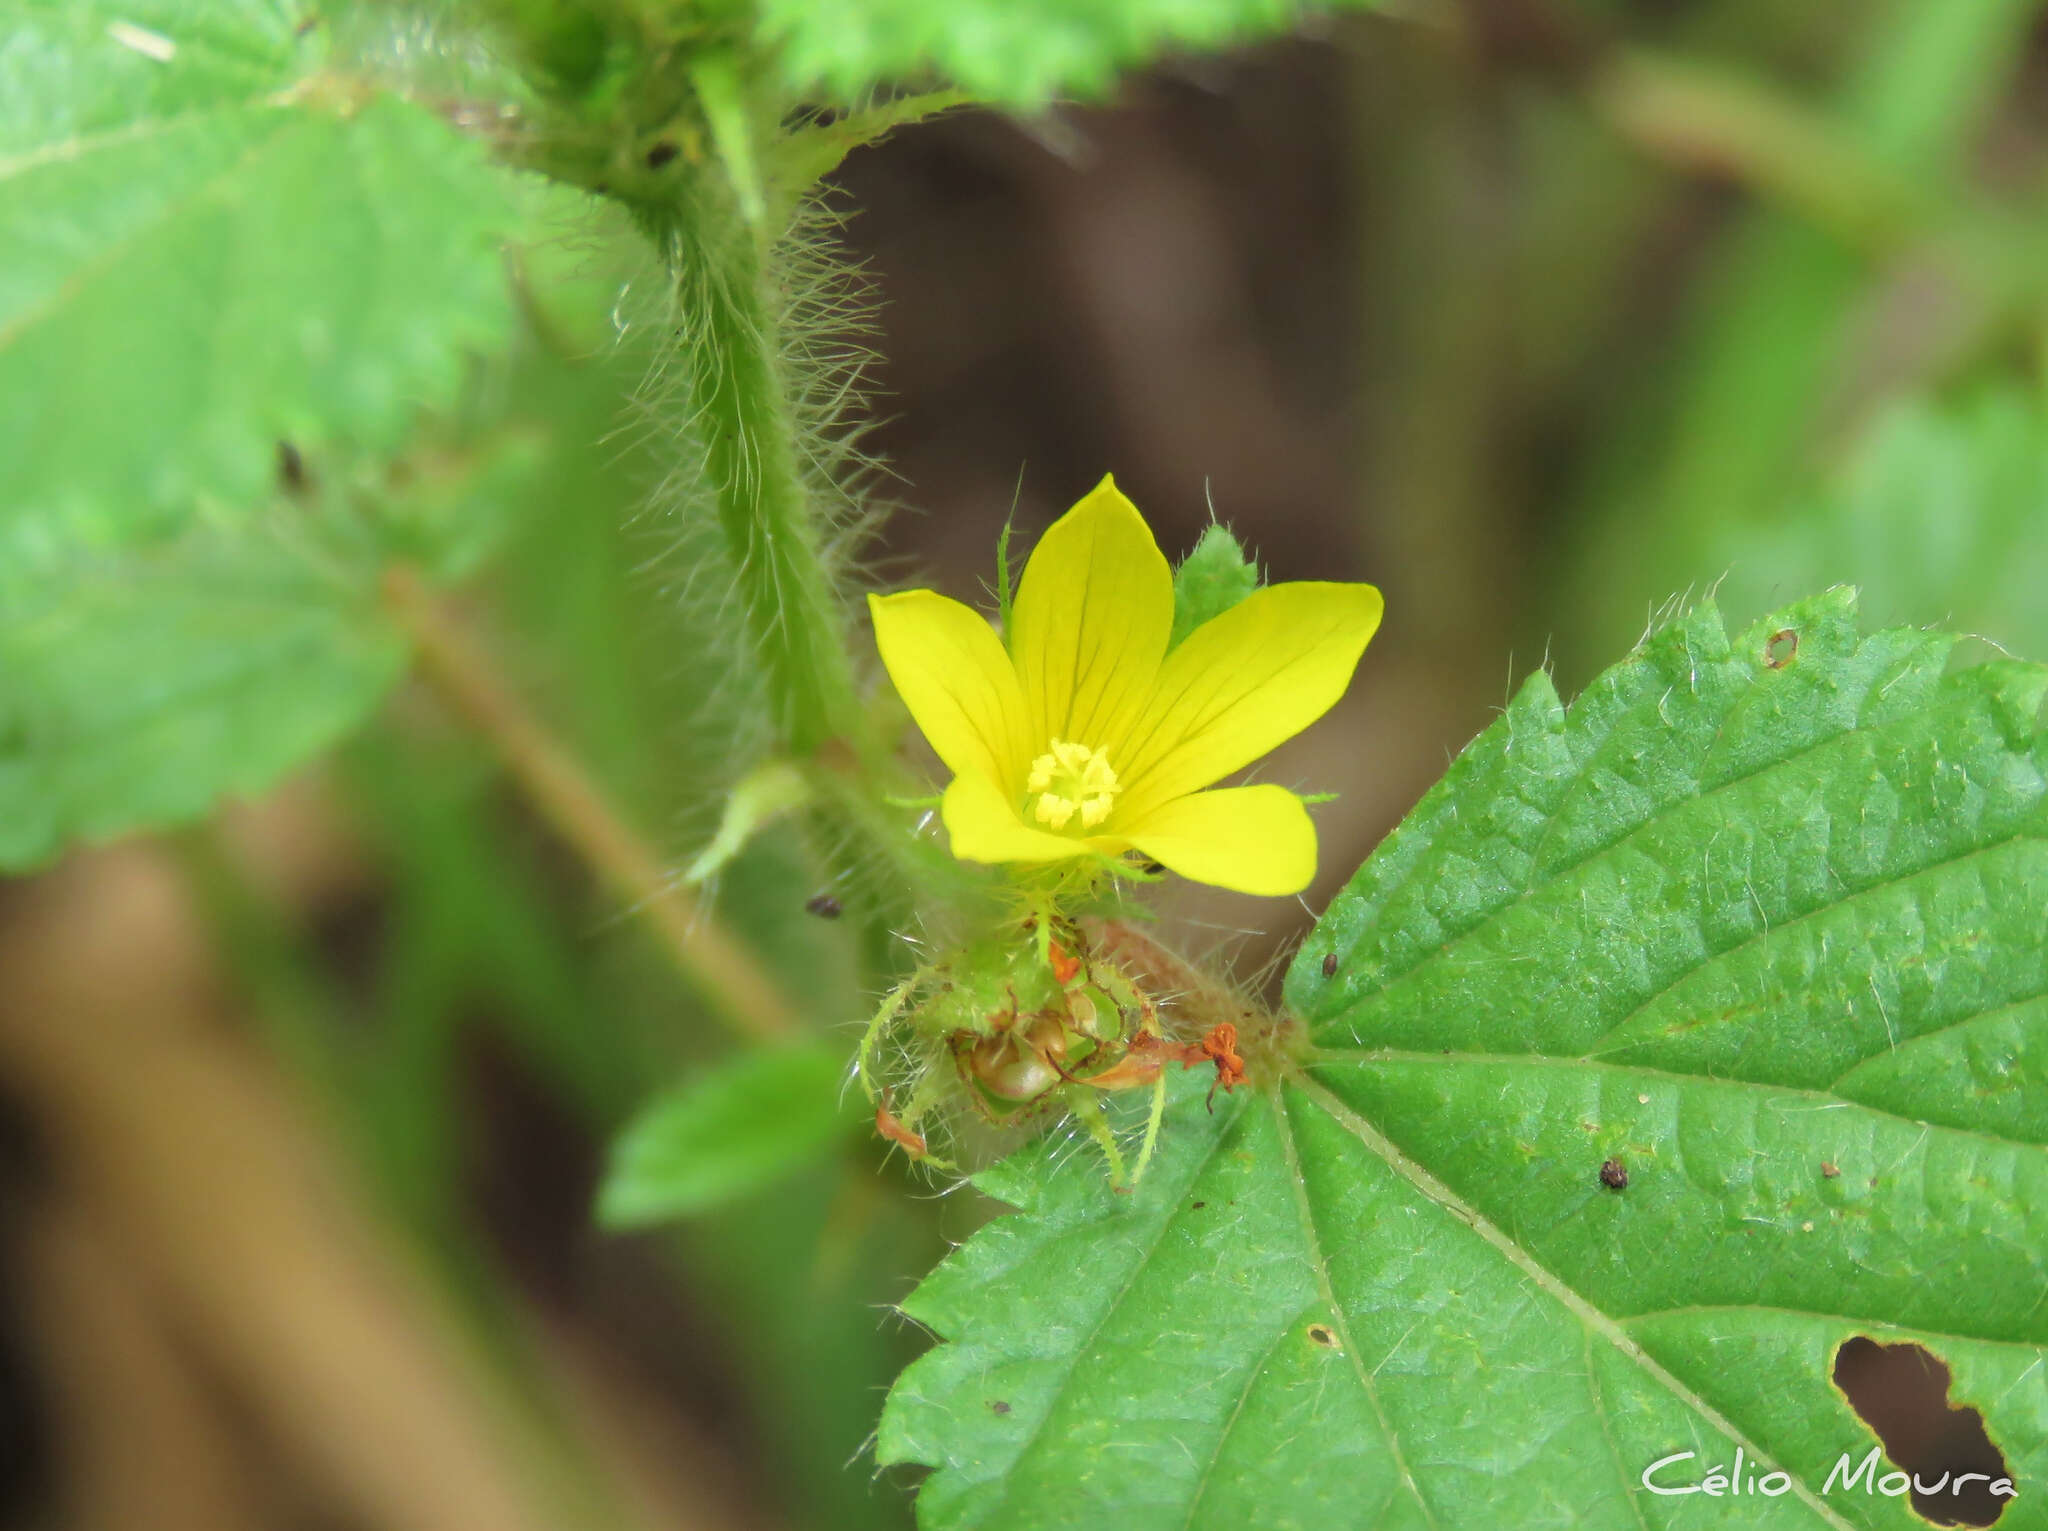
left=1765, top=628, right=1799, bottom=668
left=645, top=139, right=680, bottom=169
left=1306, top=1324, right=1339, bottom=1349
left=1191, top=1200, right=1206, bottom=1210
left=988, top=1399, right=1011, bottom=1415
left=1821, top=1161, right=1840, bottom=1179
left=1321, top=952, right=1339, bottom=978
left=803, top=893, right=842, bottom=919
left=277, top=439, right=308, bottom=494
left=1599, top=1158, right=1629, bottom=1190
left=1137, top=858, right=1166, bottom=875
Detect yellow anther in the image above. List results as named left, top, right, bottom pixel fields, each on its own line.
left=1026, top=739, right=1120, bottom=831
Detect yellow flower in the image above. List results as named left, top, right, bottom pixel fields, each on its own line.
left=868, top=476, right=1382, bottom=896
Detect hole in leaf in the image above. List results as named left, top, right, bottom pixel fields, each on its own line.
left=1765, top=628, right=1799, bottom=668
left=1833, top=1337, right=2011, bottom=1526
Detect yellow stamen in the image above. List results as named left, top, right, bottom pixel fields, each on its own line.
left=1026, top=739, right=1120, bottom=831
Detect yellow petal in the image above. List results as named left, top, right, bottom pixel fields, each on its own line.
left=869, top=590, right=1027, bottom=791
left=1115, top=581, right=1382, bottom=819
left=1123, top=784, right=1317, bottom=895
left=941, top=771, right=1097, bottom=865
left=1010, top=475, right=1173, bottom=757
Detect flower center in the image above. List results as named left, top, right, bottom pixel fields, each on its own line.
left=1026, top=739, right=1120, bottom=831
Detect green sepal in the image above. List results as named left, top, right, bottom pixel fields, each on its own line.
left=1169, top=523, right=1260, bottom=648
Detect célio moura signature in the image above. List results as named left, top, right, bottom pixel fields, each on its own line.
left=1641, top=1447, right=2016, bottom=1502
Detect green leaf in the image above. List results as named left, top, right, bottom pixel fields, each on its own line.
left=0, top=0, right=551, bottom=864
left=3, top=5, right=519, bottom=547
left=597, top=1041, right=858, bottom=1227
left=0, top=516, right=404, bottom=868
left=757, top=0, right=1379, bottom=109
left=880, top=590, right=2048, bottom=1527
left=1169, top=522, right=1259, bottom=648
left=1709, top=386, right=2048, bottom=663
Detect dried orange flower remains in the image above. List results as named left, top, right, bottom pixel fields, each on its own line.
left=868, top=475, right=1382, bottom=895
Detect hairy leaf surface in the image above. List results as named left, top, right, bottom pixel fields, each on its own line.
left=881, top=591, right=2048, bottom=1529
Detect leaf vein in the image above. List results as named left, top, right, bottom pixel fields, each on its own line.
left=1273, top=1082, right=1442, bottom=1531
left=1293, top=1072, right=1862, bottom=1531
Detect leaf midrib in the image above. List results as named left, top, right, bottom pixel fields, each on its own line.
left=1626, top=1302, right=2048, bottom=1352
left=1578, top=833, right=2048, bottom=1062
left=0, top=95, right=280, bottom=182
left=963, top=1110, right=1236, bottom=1524
left=1285, top=1071, right=1863, bottom=1531
left=0, top=99, right=309, bottom=352
left=1327, top=814, right=2046, bottom=1070
left=1174, top=1306, right=1315, bottom=1531
left=1271, top=1079, right=1440, bottom=1531
left=1315, top=660, right=2025, bottom=1027
left=1306, top=1043, right=2048, bottom=1161
left=1580, top=1328, right=1656, bottom=1531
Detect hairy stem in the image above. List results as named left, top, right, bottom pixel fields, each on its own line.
left=382, top=567, right=799, bottom=1040
left=648, top=199, right=866, bottom=756
left=1093, top=921, right=1252, bottom=1036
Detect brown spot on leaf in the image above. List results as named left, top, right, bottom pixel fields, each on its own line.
left=1306, top=1324, right=1339, bottom=1349
left=1599, top=1158, right=1628, bottom=1190
left=988, top=1399, right=1011, bottom=1415
left=1822, top=1161, right=1840, bottom=1179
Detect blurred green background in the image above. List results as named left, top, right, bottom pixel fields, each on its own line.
left=5, top=1, right=2048, bottom=1527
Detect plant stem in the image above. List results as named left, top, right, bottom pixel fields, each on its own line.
left=650, top=199, right=867, bottom=756
left=1093, top=921, right=1249, bottom=1036
left=382, top=566, right=799, bottom=1041
left=1591, top=48, right=1922, bottom=257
